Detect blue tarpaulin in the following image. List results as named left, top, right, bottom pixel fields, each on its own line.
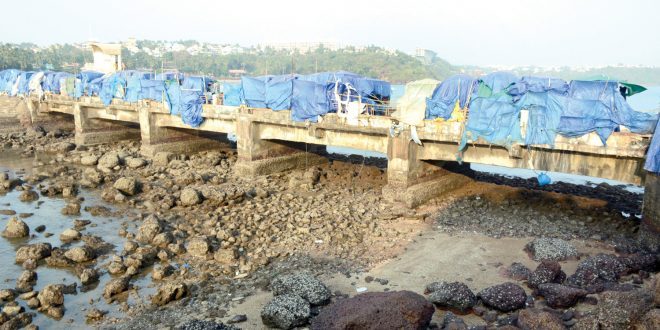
left=75, top=71, right=103, bottom=98
left=645, top=119, right=660, bottom=173
left=222, top=83, right=242, bottom=106
left=0, top=69, right=21, bottom=94
left=178, top=76, right=210, bottom=127
left=479, top=72, right=518, bottom=95
left=508, top=76, right=569, bottom=96
left=291, top=80, right=330, bottom=122
left=16, top=71, right=34, bottom=96
left=460, top=95, right=522, bottom=150
left=426, top=74, right=478, bottom=120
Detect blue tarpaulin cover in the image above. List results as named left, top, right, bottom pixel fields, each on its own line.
left=16, top=71, right=34, bottom=96
left=0, top=69, right=21, bottom=94
left=291, top=79, right=330, bottom=122
left=426, top=74, right=478, bottom=120
left=645, top=119, right=660, bottom=173
left=222, top=83, right=242, bottom=106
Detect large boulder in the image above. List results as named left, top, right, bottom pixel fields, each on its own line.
left=528, top=261, right=565, bottom=289
left=18, top=190, right=39, bottom=202
left=15, top=243, right=52, bottom=263
left=82, top=168, right=104, bottom=186
left=64, top=246, right=95, bottom=263
left=478, top=282, right=527, bottom=312
left=537, top=283, right=588, bottom=308
left=2, top=217, right=29, bottom=238
left=97, top=152, right=120, bottom=169
left=261, top=294, right=311, bottom=329
left=135, top=215, right=163, bottom=244
left=37, top=284, right=64, bottom=307
left=180, top=188, right=202, bottom=206
left=596, top=289, right=653, bottom=329
left=80, top=155, right=99, bottom=166
left=566, top=254, right=628, bottom=293
left=310, top=291, right=434, bottom=330
left=525, top=238, right=578, bottom=261
left=153, top=152, right=174, bottom=166
left=425, top=281, right=477, bottom=312
left=125, top=157, right=147, bottom=169
left=113, top=177, right=139, bottom=196
left=271, top=273, right=331, bottom=306
left=103, top=276, right=131, bottom=299
left=517, top=308, right=565, bottom=330
left=151, top=283, right=188, bottom=306
left=186, top=236, right=209, bottom=257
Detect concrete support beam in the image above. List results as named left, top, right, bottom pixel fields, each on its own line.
left=640, top=173, right=660, bottom=251
left=382, top=131, right=471, bottom=208
left=138, top=107, right=224, bottom=157
left=74, top=103, right=140, bottom=146
left=234, top=114, right=327, bottom=177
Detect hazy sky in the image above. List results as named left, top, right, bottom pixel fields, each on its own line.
left=1, top=0, right=658, bottom=67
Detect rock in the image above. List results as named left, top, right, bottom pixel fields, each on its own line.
left=187, top=236, right=209, bottom=257
left=15, top=243, right=52, bottom=263
left=638, top=309, right=660, bottom=330
left=442, top=311, right=468, bottom=329
left=37, top=284, right=64, bottom=307
left=82, top=168, right=104, bottom=186
left=103, top=277, right=131, bottom=299
left=525, top=238, right=578, bottom=261
left=16, top=270, right=37, bottom=291
left=152, top=264, right=175, bottom=280
left=227, top=314, right=247, bottom=324
left=97, top=152, right=120, bottom=169
left=45, top=305, right=64, bottom=319
left=64, top=246, right=95, bottom=262
left=596, top=289, right=653, bottom=329
left=61, top=202, right=81, bottom=216
left=261, top=294, right=311, bottom=329
left=517, top=308, right=565, bottom=330
left=18, top=190, right=39, bottom=202
left=79, top=268, right=100, bottom=285
left=114, top=177, right=139, bottom=196
left=135, top=215, right=163, bottom=244
left=151, top=282, right=188, bottom=306
left=180, top=188, right=202, bottom=206
left=478, top=282, right=527, bottom=312
left=537, top=283, right=588, bottom=308
left=310, top=291, right=434, bottom=330
left=80, top=155, right=99, bottom=166
left=86, top=308, right=107, bottom=321
left=27, top=297, right=40, bottom=309
left=151, top=232, right=174, bottom=248
left=503, top=262, right=533, bottom=281
left=0, top=289, right=15, bottom=301
left=566, top=254, right=627, bottom=293
left=125, top=157, right=147, bottom=169
left=619, top=253, right=659, bottom=274
left=153, top=152, right=174, bottom=166
left=528, top=261, right=564, bottom=289
left=271, top=272, right=331, bottom=306
left=2, top=217, right=29, bottom=238
left=213, top=248, right=237, bottom=264
left=175, top=320, right=239, bottom=330
left=59, top=228, right=81, bottom=242
left=1, top=312, right=33, bottom=329
left=425, top=281, right=477, bottom=312
left=2, top=302, right=24, bottom=316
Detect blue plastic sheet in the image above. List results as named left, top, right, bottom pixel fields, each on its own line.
left=479, top=72, right=518, bottom=95
left=426, top=74, right=477, bottom=120
left=460, top=96, right=522, bottom=150
left=508, top=76, right=569, bottom=97
left=0, top=69, right=21, bottom=94
left=16, top=72, right=35, bottom=96
left=178, top=76, right=209, bottom=127
left=241, top=76, right=267, bottom=108
left=222, top=83, right=242, bottom=106
left=645, top=119, right=660, bottom=173
left=75, top=71, right=103, bottom=98
left=291, top=80, right=330, bottom=122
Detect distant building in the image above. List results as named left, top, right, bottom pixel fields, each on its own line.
left=414, top=48, right=436, bottom=64
left=228, top=69, right=246, bottom=77
left=83, top=42, right=122, bottom=73
left=260, top=42, right=346, bottom=54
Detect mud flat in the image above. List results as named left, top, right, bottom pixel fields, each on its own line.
left=0, top=122, right=656, bottom=330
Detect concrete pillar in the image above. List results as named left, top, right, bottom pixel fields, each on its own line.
left=382, top=130, right=471, bottom=208
left=234, top=113, right=327, bottom=177
left=138, top=106, right=224, bottom=156
left=640, top=172, right=660, bottom=251
left=74, top=103, right=140, bottom=146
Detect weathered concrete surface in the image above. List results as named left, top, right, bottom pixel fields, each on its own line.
left=640, top=172, right=660, bottom=251
left=235, top=152, right=328, bottom=177
left=383, top=173, right=472, bottom=208
left=73, top=104, right=140, bottom=146
left=138, top=107, right=225, bottom=157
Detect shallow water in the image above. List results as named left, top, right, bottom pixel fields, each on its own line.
left=0, top=152, right=156, bottom=328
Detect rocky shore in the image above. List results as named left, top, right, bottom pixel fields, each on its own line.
left=0, top=123, right=657, bottom=330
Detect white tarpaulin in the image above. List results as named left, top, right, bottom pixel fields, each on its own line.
left=392, top=79, right=439, bottom=126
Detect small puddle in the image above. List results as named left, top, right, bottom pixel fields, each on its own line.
left=0, top=151, right=157, bottom=328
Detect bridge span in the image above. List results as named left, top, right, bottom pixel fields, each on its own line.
left=13, top=94, right=660, bottom=245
